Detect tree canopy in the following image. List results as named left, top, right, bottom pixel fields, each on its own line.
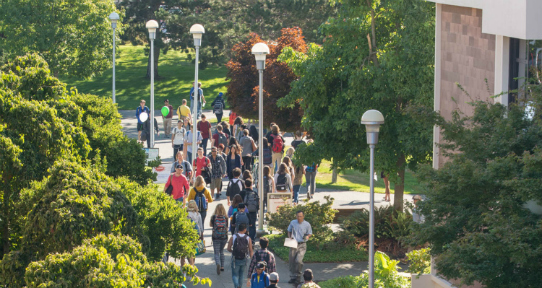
left=278, top=0, right=435, bottom=210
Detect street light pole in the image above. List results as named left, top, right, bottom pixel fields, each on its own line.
left=190, top=24, right=205, bottom=184
left=361, top=110, right=385, bottom=288
left=252, top=43, right=270, bottom=233
left=109, top=12, right=119, bottom=104
left=146, top=20, right=159, bottom=148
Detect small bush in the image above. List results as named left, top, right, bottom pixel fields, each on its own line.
left=406, top=248, right=431, bottom=275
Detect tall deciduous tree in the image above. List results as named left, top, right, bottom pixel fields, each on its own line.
left=278, top=0, right=435, bottom=211
left=226, top=28, right=306, bottom=131
left=0, top=0, right=121, bottom=78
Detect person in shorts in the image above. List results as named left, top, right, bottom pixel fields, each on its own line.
left=209, top=146, right=226, bottom=199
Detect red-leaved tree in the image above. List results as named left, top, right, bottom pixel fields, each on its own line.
left=225, top=28, right=307, bottom=131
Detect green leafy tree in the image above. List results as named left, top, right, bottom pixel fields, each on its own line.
left=0, top=0, right=122, bottom=78
left=278, top=0, right=435, bottom=210
left=411, top=95, right=542, bottom=287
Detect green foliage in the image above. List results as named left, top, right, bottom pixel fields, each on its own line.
left=278, top=0, right=435, bottom=211
left=406, top=248, right=431, bottom=275
left=319, top=252, right=410, bottom=288
left=0, top=0, right=122, bottom=78
left=411, top=93, right=542, bottom=286
left=267, top=196, right=336, bottom=243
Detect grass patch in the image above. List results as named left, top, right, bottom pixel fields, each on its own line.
left=60, top=45, right=229, bottom=110
left=266, top=234, right=367, bottom=263
left=313, top=159, right=422, bottom=194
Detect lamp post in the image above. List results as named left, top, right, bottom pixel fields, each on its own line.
left=146, top=20, right=159, bottom=148
left=109, top=12, right=119, bottom=104
left=252, top=42, right=270, bottom=233
left=360, top=110, right=385, bottom=288
left=190, top=24, right=205, bottom=183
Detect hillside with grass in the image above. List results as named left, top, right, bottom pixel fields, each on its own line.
left=60, top=45, right=229, bottom=110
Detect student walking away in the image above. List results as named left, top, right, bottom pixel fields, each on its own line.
left=190, top=82, right=206, bottom=119
left=136, top=100, right=150, bottom=144
left=292, top=163, right=305, bottom=204
left=247, top=261, right=270, bottom=288
left=187, top=176, right=214, bottom=230
left=184, top=129, right=202, bottom=163
left=226, top=168, right=244, bottom=205
left=297, top=269, right=321, bottom=288
left=247, top=237, right=276, bottom=278
left=233, top=116, right=244, bottom=141
left=249, top=124, right=258, bottom=143
left=171, top=151, right=193, bottom=181
left=193, top=147, right=211, bottom=179
left=228, top=195, right=248, bottom=234
left=226, top=146, right=243, bottom=183
left=231, top=203, right=250, bottom=235
left=267, top=125, right=285, bottom=173
left=243, top=178, right=259, bottom=240
left=177, top=99, right=192, bottom=124
left=221, top=121, right=232, bottom=139
left=213, top=124, right=229, bottom=148
left=209, top=146, right=226, bottom=199
left=287, top=211, right=312, bottom=285
left=268, top=272, right=281, bottom=288
left=187, top=200, right=204, bottom=265
left=262, top=166, right=275, bottom=208
left=240, top=129, right=257, bottom=172
left=210, top=203, right=229, bottom=275
left=171, top=120, right=186, bottom=159
left=291, top=130, right=306, bottom=150
left=212, top=92, right=226, bottom=123
left=282, top=156, right=296, bottom=185
left=274, top=163, right=293, bottom=193
left=164, top=164, right=190, bottom=204
left=382, top=172, right=391, bottom=202
left=197, top=114, right=212, bottom=156
left=142, top=117, right=159, bottom=148
left=261, top=138, right=273, bottom=167
left=227, top=223, right=253, bottom=288
left=162, top=99, right=174, bottom=138
left=305, top=163, right=318, bottom=200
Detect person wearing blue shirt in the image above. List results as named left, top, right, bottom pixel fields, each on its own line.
left=136, top=100, right=150, bottom=144
left=190, top=82, right=205, bottom=119
left=247, top=262, right=270, bottom=288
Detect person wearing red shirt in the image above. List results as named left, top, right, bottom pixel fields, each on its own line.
left=197, top=114, right=212, bottom=156
left=164, top=164, right=190, bottom=204
left=193, top=147, right=211, bottom=177
left=213, top=124, right=229, bottom=148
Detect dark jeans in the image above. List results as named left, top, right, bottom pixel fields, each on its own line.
left=200, top=210, right=207, bottom=231
left=200, top=138, right=209, bottom=156
left=216, top=113, right=223, bottom=123
left=248, top=211, right=257, bottom=241
left=187, top=151, right=193, bottom=163
left=242, top=156, right=253, bottom=172
left=293, top=185, right=301, bottom=203
left=173, top=144, right=183, bottom=159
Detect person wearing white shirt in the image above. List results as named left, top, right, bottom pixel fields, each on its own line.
left=185, top=129, right=202, bottom=163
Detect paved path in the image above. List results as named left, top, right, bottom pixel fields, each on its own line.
left=119, top=110, right=410, bottom=287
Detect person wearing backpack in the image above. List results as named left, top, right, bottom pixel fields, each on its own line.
left=291, top=130, right=306, bottom=150
left=246, top=237, right=276, bottom=280
left=262, top=166, right=276, bottom=209
left=243, top=178, right=259, bottom=241
left=171, top=120, right=186, bottom=159
left=292, top=162, right=305, bottom=204
left=187, top=176, right=214, bottom=230
left=274, top=163, right=293, bottom=193
left=226, top=167, right=244, bottom=205
left=305, top=163, right=318, bottom=200
left=267, top=125, right=285, bottom=173
left=211, top=92, right=226, bottom=122
left=136, top=100, right=150, bottom=144
left=227, top=223, right=253, bottom=288
left=228, top=195, right=248, bottom=235
left=212, top=124, right=229, bottom=148
left=239, top=129, right=257, bottom=173
left=186, top=200, right=203, bottom=266
left=261, top=138, right=273, bottom=167
left=231, top=203, right=251, bottom=235
left=210, top=203, right=229, bottom=275
left=193, top=147, right=211, bottom=178
left=164, top=164, right=190, bottom=204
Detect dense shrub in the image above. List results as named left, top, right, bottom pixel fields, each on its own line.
left=406, top=248, right=431, bottom=275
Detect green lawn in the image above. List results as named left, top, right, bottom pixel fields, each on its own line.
left=60, top=45, right=230, bottom=110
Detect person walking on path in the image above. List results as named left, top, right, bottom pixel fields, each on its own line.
left=209, top=146, right=226, bottom=199
left=227, top=223, right=253, bottom=288
left=262, top=166, right=276, bottom=208
left=291, top=130, right=306, bottom=150
left=267, top=272, right=281, bottom=288
left=305, top=164, right=318, bottom=200
left=243, top=178, right=259, bottom=241
left=177, top=99, right=191, bottom=124
left=292, top=162, right=305, bottom=204
left=162, top=99, right=174, bottom=138
left=231, top=203, right=250, bottom=235
left=136, top=100, right=150, bottom=144
left=282, top=156, right=296, bottom=184
left=187, top=200, right=203, bottom=265
left=239, top=129, right=257, bottom=173
left=212, top=92, right=226, bottom=123
left=184, top=128, right=202, bottom=163
left=247, top=262, right=270, bottom=288
left=142, top=117, right=159, bottom=148
left=287, top=211, right=312, bottom=285
left=198, top=114, right=212, bottom=156
left=247, top=237, right=276, bottom=278
left=171, top=120, right=186, bottom=159
left=228, top=195, right=248, bottom=235
left=382, top=172, right=391, bottom=202
left=186, top=176, right=214, bottom=230
left=190, top=82, right=206, bottom=119
left=226, top=168, right=244, bottom=206
left=193, top=147, right=211, bottom=178
left=297, top=269, right=321, bottom=288
left=210, top=203, right=229, bottom=275
left=267, top=125, right=285, bottom=173
left=274, top=163, right=293, bottom=193
left=164, top=164, right=190, bottom=204
left=171, top=151, right=193, bottom=181
left=213, top=125, right=229, bottom=148
left=226, top=145, right=243, bottom=181
left=261, top=138, right=273, bottom=168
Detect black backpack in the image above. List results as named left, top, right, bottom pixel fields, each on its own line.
left=249, top=125, right=258, bottom=141
left=232, top=233, right=249, bottom=260
left=227, top=179, right=242, bottom=199
left=263, top=176, right=270, bottom=194
left=276, top=174, right=287, bottom=191
left=140, top=130, right=148, bottom=142
left=194, top=187, right=208, bottom=212
left=245, top=190, right=259, bottom=213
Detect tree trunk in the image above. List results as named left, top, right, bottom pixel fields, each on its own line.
left=146, top=45, right=160, bottom=79
left=393, top=154, right=406, bottom=212
left=331, top=158, right=338, bottom=183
